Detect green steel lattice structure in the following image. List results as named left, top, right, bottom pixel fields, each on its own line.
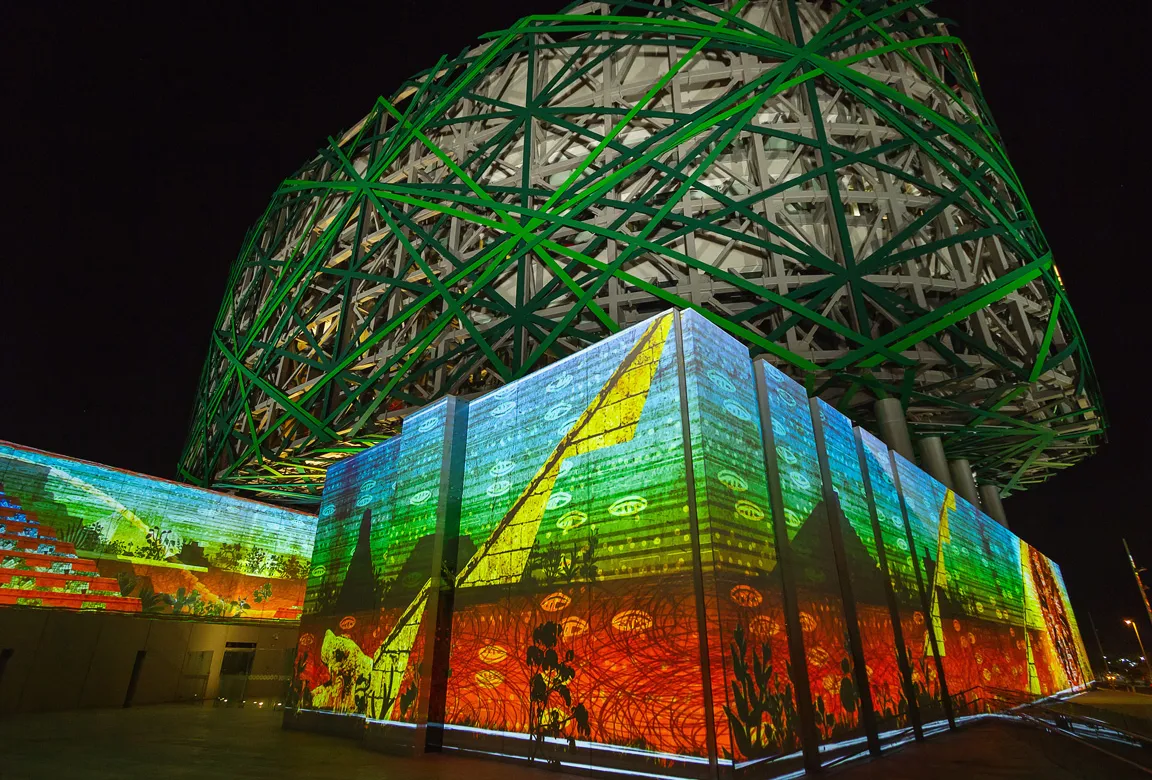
left=179, top=0, right=1105, bottom=505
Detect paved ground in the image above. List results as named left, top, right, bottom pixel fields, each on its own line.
left=0, top=705, right=560, bottom=780
left=829, top=718, right=1151, bottom=780
left=1043, top=689, right=1152, bottom=738
left=1070, top=689, right=1152, bottom=718
left=2, top=702, right=1150, bottom=779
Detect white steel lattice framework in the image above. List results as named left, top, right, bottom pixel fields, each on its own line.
left=180, top=0, right=1105, bottom=504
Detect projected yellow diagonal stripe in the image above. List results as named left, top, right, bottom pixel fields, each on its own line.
left=458, top=312, right=674, bottom=588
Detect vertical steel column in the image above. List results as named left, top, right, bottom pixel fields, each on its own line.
left=810, top=401, right=881, bottom=757
left=917, top=437, right=953, bottom=489
left=978, top=484, right=1009, bottom=529
left=890, top=454, right=956, bottom=730
left=673, top=312, right=720, bottom=780
left=854, top=429, right=924, bottom=741
left=423, top=395, right=469, bottom=752
left=753, top=359, right=822, bottom=773
left=874, top=398, right=915, bottom=462
left=948, top=459, right=980, bottom=507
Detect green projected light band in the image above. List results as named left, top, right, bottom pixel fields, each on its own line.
left=290, top=310, right=1092, bottom=777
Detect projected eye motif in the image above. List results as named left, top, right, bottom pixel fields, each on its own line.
left=540, top=592, right=572, bottom=612
left=750, top=615, right=780, bottom=636
left=544, top=403, right=573, bottom=421
left=798, top=612, right=817, bottom=632
left=490, top=460, right=515, bottom=477
left=806, top=647, right=830, bottom=666
left=417, top=416, right=440, bottom=433
left=310, top=565, right=326, bottom=578
left=339, top=616, right=356, bottom=631
left=361, top=480, right=377, bottom=492
left=896, top=538, right=909, bottom=550
left=320, top=504, right=336, bottom=518
left=478, top=644, right=508, bottom=664
left=734, top=500, right=765, bottom=522
left=707, top=370, right=737, bottom=394
left=779, top=447, right=798, bottom=465
left=355, top=494, right=373, bottom=508
left=402, top=571, right=424, bottom=588
left=545, top=373, right=572, bottom=392
left=561, top=616, right=589, bottom=639
left=791, top=472, right=811, bottom=491
left=723, top=400, right=752, bottom=422
left=410, top=489, right=433, bottom=505
left=492, top=400, right=517, bottom=417
left=298, top=633, right=315, bottom=647
left=486, top=480, right=512, bottom=497
left=555, top=511, right=588, bottom=531
left=475, top=670, right=504, bottom=689
left=717, top=470, right=748, bottom=492
left=546, top=492, right=572, bottom=510
left=611, top=610, right=653, bottom=633
left=729, top=584, right=763, bottom=607
left=779, top=390, right=799, bottom=408
left=608, top=495, right=647, bottom=517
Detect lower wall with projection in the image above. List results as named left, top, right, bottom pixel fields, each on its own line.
left=288, top=310, right=1093, bottom=777
left=0, top=443, right=318, bottom=714
left=0, top=442, right=316, bottom=621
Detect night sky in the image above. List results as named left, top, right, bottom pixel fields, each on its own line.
left=1, top=3, right=1144, bottom=661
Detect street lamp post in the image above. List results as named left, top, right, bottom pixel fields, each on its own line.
left=1124, top=619, right=1152, bottom=687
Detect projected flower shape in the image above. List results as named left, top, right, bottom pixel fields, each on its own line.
left=540, top=592, right=572, bottom=612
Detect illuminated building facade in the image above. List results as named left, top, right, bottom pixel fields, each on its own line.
left=0, top=443, right=315, bottom=620
left=287, top=310, right=1092, bottom=776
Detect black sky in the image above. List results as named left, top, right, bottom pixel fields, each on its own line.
left=1, top=2, right=1146, bottom=659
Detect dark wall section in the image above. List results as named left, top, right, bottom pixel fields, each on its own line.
left=0, top=609, right=296, bottom=714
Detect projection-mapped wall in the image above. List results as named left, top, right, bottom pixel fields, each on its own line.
left=290, top=310, right=1092, bottom=777
left=0, top=443, right=315, bottom=619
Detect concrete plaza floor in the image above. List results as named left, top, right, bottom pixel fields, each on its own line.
left=2, top=696, right=1150, bottom=780
left=829, top=718, right=1150, bottom=779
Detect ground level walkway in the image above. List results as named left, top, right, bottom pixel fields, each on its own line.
left=2, top=701, right=1150, bottom=779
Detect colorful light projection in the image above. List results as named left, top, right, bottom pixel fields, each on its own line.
left=290, top=397, right=466, bottom=751
left=812, top=400, right=907, bottom=741
left=289, top=310, right=1093, bottom=778
left=445, top=312, right=709, bottom=773
left=0, top=442, right=315, bottom=619
left=682, top=314, right=800, bottom=769
left=855, top=429, right=946, bottom=726
left=756, top=360, right=865, bottom=759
